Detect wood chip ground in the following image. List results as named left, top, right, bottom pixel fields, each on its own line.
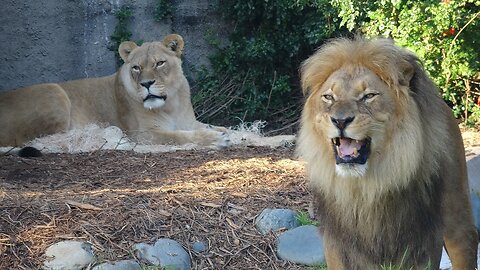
left=1, top=146, right=312, bottom=269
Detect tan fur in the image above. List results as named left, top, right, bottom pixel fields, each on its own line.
left=297, top=37, right=477, bottom=269
left=0, top=34, right=229, bottom=148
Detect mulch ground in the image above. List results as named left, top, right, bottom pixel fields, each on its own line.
left=0, top=145, right=312, bottom=270
left=1, top=124, right=479, bottom=270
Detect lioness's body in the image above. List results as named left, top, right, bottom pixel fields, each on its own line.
left=0, top=34, right=228, bottom=147
left=298, top=38, right=477, bottom=269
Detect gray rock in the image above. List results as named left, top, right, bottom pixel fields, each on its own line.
left=276, top=225, right=325, bottom=266
left=43, top=240, right=95, bottom=270
left=471, top=191, right=480, bottom=233
left=255, top=208, right=300, bottom=235
left=468, top=154, right=480, bottom=193
left=134, top=238, right=191, bottom=270
left=192, top=241, right=207, bottom=253
left=468, top=153, right=480, bottom=233
left=92, top=260, right=141, bottom=270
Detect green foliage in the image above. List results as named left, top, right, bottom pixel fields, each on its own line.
left=330, top=0, right=480, bottom=126
left=380, top=261, right=432, bottom=270
left=308, top=263, right=328, bottom=270
left=139, top=266, right=163, bottom=270
left=193, top=0, right=479, bottom=129
left=154, top=0, right=173, bottom=21
left=110, top=6, right=133, bottom=47
left=192, top=0, right=344, bottom=132
left=110, top=6, right=133, bottom=66
left=296, top=211, right=319, bottom=226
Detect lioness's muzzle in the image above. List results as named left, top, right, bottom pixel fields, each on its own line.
left=143, top=94, right=167, bottom=102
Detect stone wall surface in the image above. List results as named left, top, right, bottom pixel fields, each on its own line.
left=0, top=0, right=223, bottom=91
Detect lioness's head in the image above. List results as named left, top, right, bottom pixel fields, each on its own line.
left=299, top=38, right=421, bottom=179
left=118, top=34, right=185, bottom=110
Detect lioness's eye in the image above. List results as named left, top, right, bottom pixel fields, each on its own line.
left=132, top=65, right=141, bottom=72
left=156, top=61, right=166, bottom=68
left=322, top=94, right=334, bottom=102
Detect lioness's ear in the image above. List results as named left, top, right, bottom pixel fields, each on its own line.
left=162, top=34, right=184, bottom=57
left=119, top=41, right=138, bottom=62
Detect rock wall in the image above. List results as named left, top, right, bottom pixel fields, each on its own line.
left=0, top=0, right=225, bottom=91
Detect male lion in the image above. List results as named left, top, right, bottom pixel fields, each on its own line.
left=0, top=34, right=229, bottom=148
left=297, top=37, right=478, bottom=269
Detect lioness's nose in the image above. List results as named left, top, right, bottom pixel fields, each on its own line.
left=140, top=80, right=155, bottom=89
left=330, top=116, right=354, bottom=131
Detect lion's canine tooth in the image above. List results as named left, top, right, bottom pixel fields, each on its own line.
left=353, top=147, right=358, bottom=156
left=333, top=138, right=340, bottom=146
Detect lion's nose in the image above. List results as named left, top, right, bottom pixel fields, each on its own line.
left=140, top=80, right=155, bottom=89
left=330, top=116, right=355, bottom=131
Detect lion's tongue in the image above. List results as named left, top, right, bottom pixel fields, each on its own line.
left=338, top=138, right=362, bottom=157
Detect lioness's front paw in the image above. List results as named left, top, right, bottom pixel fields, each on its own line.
left=206, top=124, right=229, bottom=133
left=194, top=129, right=231, bottom=148
left=216, top=131, right=231, bottom=148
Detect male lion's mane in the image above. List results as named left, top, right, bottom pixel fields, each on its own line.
left=298, top=38, right=448, bottom=209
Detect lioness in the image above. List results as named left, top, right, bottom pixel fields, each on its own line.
left=0, top=34, right=229, bottom=148
left=297, top=37, right=477, bottom=269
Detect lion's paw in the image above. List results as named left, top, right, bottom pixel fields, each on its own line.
left=215, top=131, right=231, bottom=148
left=206, top=124, right=229, bottom=133
left=209, top=130, right=231, bottom=148
left=194, top=128, right=231, bottom=148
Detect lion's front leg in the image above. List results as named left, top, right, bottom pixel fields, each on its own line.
left=193, top=120, right=229, bottom=133
left=443, top=212, right=478, bottom=269
left=134, top=128, right=230, bottom=147
left=442, top=181, right=478, bottom=269
left=322, top=234, right=348, bottom=270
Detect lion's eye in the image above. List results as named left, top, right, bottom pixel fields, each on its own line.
left=156, top=61, right=166, bottom=68
left=322, top=94, right=335, bottom=102
left=132, top=65, right=141, bottom=72
left=362, top=93, right=379, bottom=101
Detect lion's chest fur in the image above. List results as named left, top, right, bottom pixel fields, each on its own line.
left=314, top=172, right=444, bottom=268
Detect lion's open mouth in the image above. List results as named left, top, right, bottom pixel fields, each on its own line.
left=143, top=94, right=167, bottom=102
left=332, top=137, right=371, bottom=164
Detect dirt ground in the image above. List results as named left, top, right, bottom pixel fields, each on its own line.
left=0, top=145, right=314, bottom=270
left=1, top=126, right=479, bottom=270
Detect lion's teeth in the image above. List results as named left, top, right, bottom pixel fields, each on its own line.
left=353, top=147, right=358, bottom=156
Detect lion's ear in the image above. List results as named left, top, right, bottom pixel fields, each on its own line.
left=119, top=41, right=138, bottom=62
left=398, top=57, right=415, bottom=87
left=162, top=34, right=184, bottom=57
